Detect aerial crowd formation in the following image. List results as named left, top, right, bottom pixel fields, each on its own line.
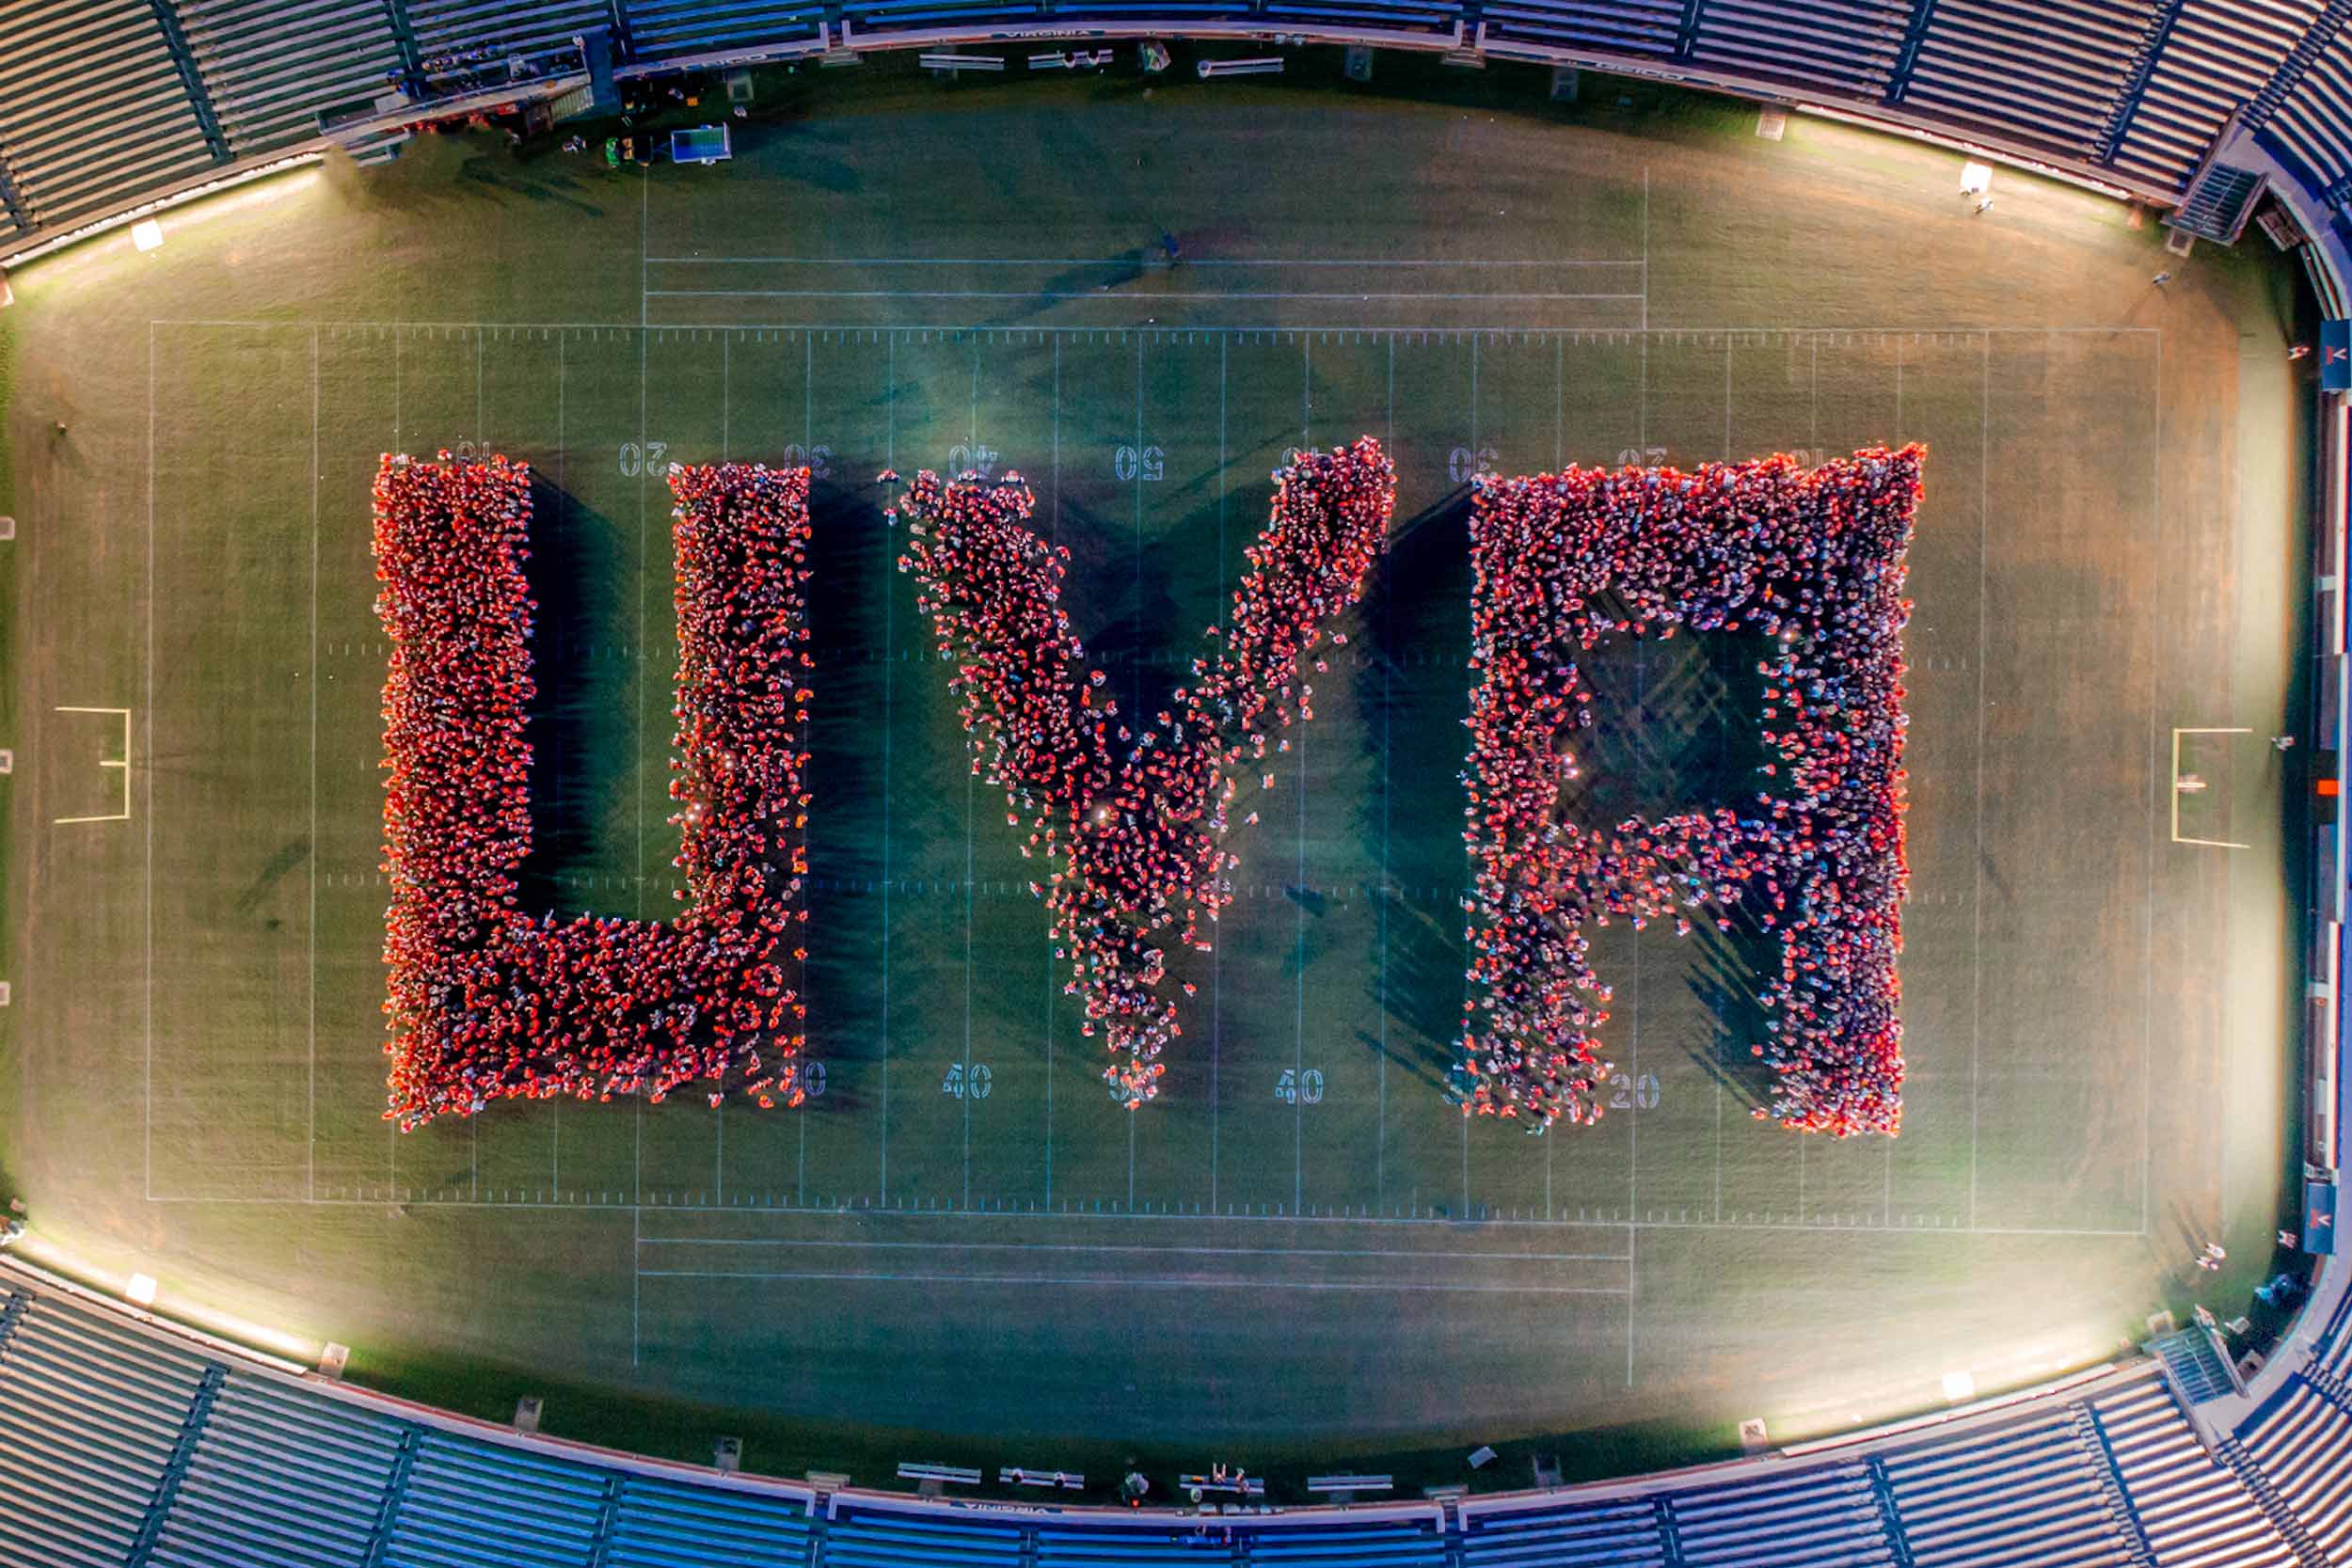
left=1460, top=447, right=1922, bottom=1135
left=374, top=439, right=1918, bottom=1137
left=375, top=454, right=815, bottom=1128
left=893, top=439, right=1396, bottom=1106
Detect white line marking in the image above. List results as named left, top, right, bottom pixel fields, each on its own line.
left=647, top=256, right=1649, bottom=268
left=2142, top=334, right=2161, bottom=1237
left=133, top=1194, right=2152, bottom=1237
left=639, top=1238, right=1632, bottom=1261
left=1969, top=333, right=1990, bottom=1228
left=145, top=322, right=156, bottom=1200
left=310, top=325, right=320, bottom=1202
left=644, top=290, right=1649, bottom=304
left=880, top=330, right=896, bottom=1206
left=157, top=317, right=2166, bottom=337
left=637, top=1270, right=1630, bottom=1296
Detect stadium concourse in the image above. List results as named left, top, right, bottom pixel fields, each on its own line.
left=0, top=0, right=2346, bottom=1565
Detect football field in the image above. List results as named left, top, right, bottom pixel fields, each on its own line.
left=0, top=62, right=2312, bottom=1484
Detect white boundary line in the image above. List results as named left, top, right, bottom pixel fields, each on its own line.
left=149, top=319, right=2165, bottom=336
left=637, top=1237, right=1635, bottom=1260
left=646, top=256, right=1651, bottom=268
left=133, top=1192, right=2150, bottom=1236
left=642, top=290, right=1650, bottom=304
left=145, top=323, right=156, bottom=1202
left=635, top=1269, right=1630, bottom=1295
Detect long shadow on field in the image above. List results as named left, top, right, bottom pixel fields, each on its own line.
left=515, top=474, right=633, bottom=922
left=1358, top=491, right=1476, bottom=1101
left=792, top=473, right=894, bottom=1106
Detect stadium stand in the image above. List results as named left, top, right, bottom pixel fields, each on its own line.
left=2106, top=0, right=2321, bottom=191
left=3, top=0, right=2352, bottom=270
left=404, top=0, right=608, bottom=67
left=1687, top=1, right=1908, bottom=102
left=3, top=1183, right=2352, bottom=1568
left=0, top=0, right=221, bottom=231
left=1665, top=1462, right=1898, bottom=1566
left=621, top=0, right=829, bottom=63
left=174, top=0, right=405, bottom=158
left=2090, top=1377, right=2296, bottom=1568
left=1898, top=0, right=2160, bottom=170
left=143, top=1368, right=408, bottom=1568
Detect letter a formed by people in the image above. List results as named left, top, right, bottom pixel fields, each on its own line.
left=1458, top=448, right=1921, bottom=1138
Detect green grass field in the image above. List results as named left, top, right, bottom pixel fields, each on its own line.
left=0, top=56, right=2317, bottom=1489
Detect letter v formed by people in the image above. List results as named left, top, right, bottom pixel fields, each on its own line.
left=894, top=439, right=1397, bottom=1106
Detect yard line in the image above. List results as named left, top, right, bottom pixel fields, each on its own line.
left=1213, top=335, right=1227, bottom=1215
left=1295, top=337, right=1310, bottom=1216
left=640, top=1238, right=1633, bottom=1262
left=646, top=256, right=1648, bottom=268
left=140, top=1192, right=2155, bottom=1238
left=160, top=317, right=2164, bottom=338
left=964, top=337, right=979, bottom=1212
left=880, top=331, right=896, bottom=1206
left=643, top=290, right=1648, bottom=304
left=637, top=1269, right=1629, bottom=1297
left=1045, top=335, right=1061, bottom=1211
left=1380, top=336, right=1394, bottom=1213
left=631, top=1205, right=642, bottom=1367
left=310, top=325, right=320, bottom=1203
left=2141, top=332, right=2160, bottom=1236
left=553, top=330, right=566, bottom=1202
left=1969, top=333, right=1991, bottom=1228
left=1640, top=165, right=1649, bottom=337
left=145, top=321, right=156, bottom=1202
left=1128, top=331, right=1145, bottom=1212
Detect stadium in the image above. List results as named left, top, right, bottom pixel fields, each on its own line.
left=1, top=0, right=2350, bottom=1563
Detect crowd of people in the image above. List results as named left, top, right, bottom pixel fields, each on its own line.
left=894, top=439, right=1395, bottom=1106
left=1458, top=446, right=1923, bottom=1137
left=375, top=454, right=814, bottom=1130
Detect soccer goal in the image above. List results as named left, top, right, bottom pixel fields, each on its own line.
left=2170, top=726, right=2267, bottom=849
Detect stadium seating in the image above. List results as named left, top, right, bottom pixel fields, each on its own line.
left=2107, top=0, right=2320, bottom=191
left=2238, top=1378, right=2352, bottom=1564
left=144, top=1368, right=409, bottom=1568
left=0, top=1283, right=215, bottom=1568
left=1473, top=0, right=1681, bottom=60
left=1688, top=2, right=1907, bottom=102
left=2088, top=1377, right=2296, bottom=1568
left=175, top=0, right=405, bottom=156
left=622, top=0, right=828, bottom=63
left=1898, top=0, right=2158, bottom=166
left=1666, top=1462, right=1898, bottom=1567
left=1874, top=1405, right=2130, bottom=1566
left=8, top=1253, right=2352, bottom=1568
left=0, top=0, right=220, bottom=230
left=404, top=0, right=608, bottom=66
left=0, top=0, right=2350, bottom=271
left=1457, top=1493, right=1670, bottom=1565
left=604, top=1474, right=814, bottom=1568
left=2265, top=40, right=2352, bottom=222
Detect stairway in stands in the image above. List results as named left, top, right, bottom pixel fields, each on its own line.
left=2149, top=1325, right=2240, bottom=1405
left=2171, top=160, right=2265, bottom=242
